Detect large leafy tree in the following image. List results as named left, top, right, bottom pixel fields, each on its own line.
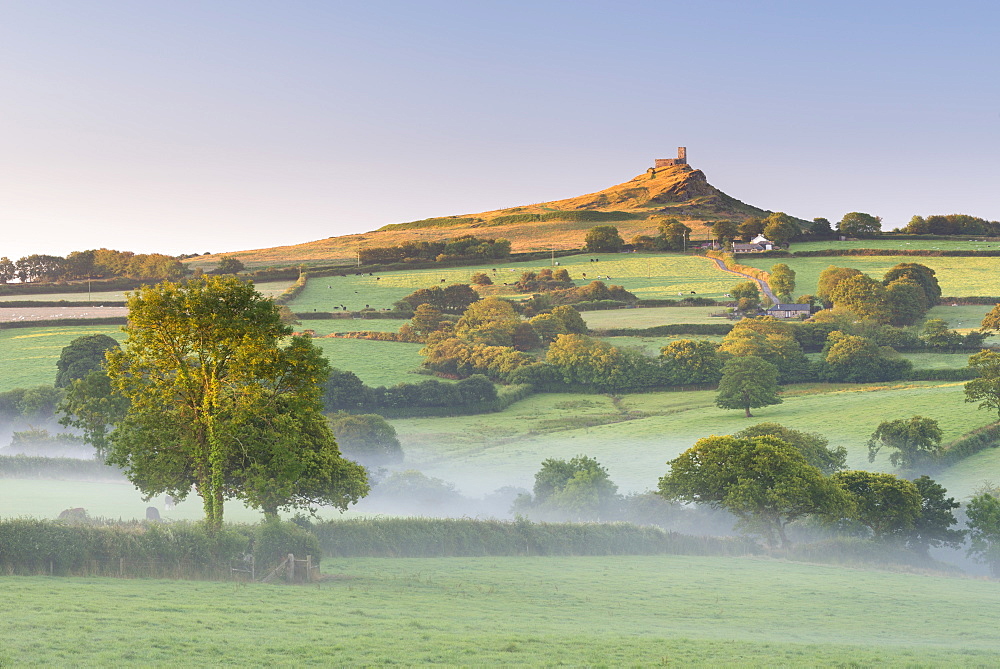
left=907, top=476, right=964, bottom=556
left=583, top=225, right=625, bottom=252
left=512, top=455, right=620, bottom=521
left=728, top=280, right=761, bottom=313
left=658, top=435, right=853, bottom=548
left=837, top=212, right=881, bottom=238
left=882, top=263, right=941, bottom=306
left=832, top=470, right=922, bottom=540
left=328, top=413, right=403, bottom=467
left=816, top=266, right=863, bottom=305
left=966, top=489, right=1000, bottom=577
left=980, top=303, right=1000, bottom=334
left=829, top=273, right=892, bottom=323
left=103, top=275, right=368, bottom=529
left=768, top=264, right=796, bottom=303
left=866, top=416, right=943, bottom=470
left=964, top=350, right=1000, bottom=417
left=55, top=334, right=120, bottom=388
left=762, top=212, right=800, bottom=246
left=732, top=422, right=846, bottom=475
left=718, top=317, right=810, bottom=382
left=710, top=220, right=739, bottom=247
left=715, top=356, right=782, bottom=418
left=659, top=339, right=723, bottom=385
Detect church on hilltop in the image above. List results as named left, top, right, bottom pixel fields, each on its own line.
left=655, top=147, right=687, bottom=167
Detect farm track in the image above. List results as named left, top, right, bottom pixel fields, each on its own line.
left=706, top=256, right=779, bottom=303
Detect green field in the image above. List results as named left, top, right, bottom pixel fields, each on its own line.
left=1, top=556, right=998, bottom=666
left=392, top=380, right=995, bottom=498
left=0, top=325, right=123, bottom=392
left=739, top=254, right=1000, bottom=298
left=309, top=337, right=429, bottom=387
left=792, top=239, right=1000, bottom=252
left=288, top=253, right=741, bottom=312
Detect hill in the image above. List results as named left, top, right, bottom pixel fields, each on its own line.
left=186, top=161, right=775, bottom=269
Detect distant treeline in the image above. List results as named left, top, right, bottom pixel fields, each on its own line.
left=0, top=455, right=123, bottom=481
left=0, top=249, right=185, bottom=284
left=358, top=236, right=511, bottom=264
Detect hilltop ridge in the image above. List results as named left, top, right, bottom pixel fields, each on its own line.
left=188, top=160, right=778, bottom=269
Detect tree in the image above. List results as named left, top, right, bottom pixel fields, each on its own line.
left=832, top=470, right=922, bottom=540
left=768, top=264, right=796, bottom=303
left=738, top=217, right=765, bottom=240
left=837, top=212, right=881, bottom=238
left=718, top=317, right=810, bottom=382
left=58, top=370, right=129, bottom=457
left=820, top=331, right=912, bottom=383
left=103, top=275, right=368, bottom=529
left=409, top=303, right=448, bottom=337
left=0, top=257, right=14, bottom=283
left=964, top=350, right=1000, bottom=417
left=658, top=435, right=853, bottom=548
left=966, top=490, right=1000, bottom=576
left=885, top=279, right=928, bottom=327
left=455, top=296, right=521, bottom=346
left=762, top=212, right=800, bottom=246
left=55, top=334, right=120, bottom=388
left=809, top=218, right=834, bottom=237
left=550, top=305, right=588, bottom=334
left=710, top=220, right=739, bottom=247
left=867, top=416, right=943, bottom=470
left=882, top=263, right=941, bottom=306
left=715, top=356, right=782, bottom=418
left=658, top=219, right=692, bottom=251
left=584, top=226, right=625, bottom=252
left=816, top=266, right=863, bottom=304
left=470, top=272, right=492, bottom=286
left=980, top=303, right=1000, bottom=334
left=328, top=413, right=403, bottom=467
left=214, top=256, right=245, bottom=274
left=906, top=476, right=964, bottom=556
left=512, top=455, right=620, bottom=521
left=732, top=422, right=846, bottom=475
left=829, top=273, right=892, bottom=323
left=729, top=280, right=761, bottom=313
left=659, top=339, right=723, bottom=385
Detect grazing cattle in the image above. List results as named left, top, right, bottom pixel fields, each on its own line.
left=146, top=507, right=161, bottom=521
left=164, top=495, right=175, bottom=510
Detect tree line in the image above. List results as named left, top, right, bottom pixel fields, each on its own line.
left=0, top=248, right=186, bottom=283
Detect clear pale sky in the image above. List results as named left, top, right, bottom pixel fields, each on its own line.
left=2, top=1, right=998, bottom=261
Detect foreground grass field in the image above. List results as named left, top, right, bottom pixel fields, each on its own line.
left=1, top=556, right=998, bottom=666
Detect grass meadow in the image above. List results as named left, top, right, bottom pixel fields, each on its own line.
left=392, top=380, right=996, bottom=499
left=739, top=254, right=1000, bottom=298
left=581, top=305, right=726, bottom=329
left=1, top=556, right=998, bottom=666
left=791, top=238, right=1000, bottom=252
left=0, top=325, right=122, bottom=392
left=288, top=253, right=740, bottom=312
left=309, top=338, right=429, bottom=387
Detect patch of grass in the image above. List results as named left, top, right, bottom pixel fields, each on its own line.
left=1, top=556, right=999, bottom=665
left=597, top=334, right=724, bottom=355
left=0, top=325, right=122, bottom=391
left=792, top=239, right=1000, bottom=252
left=309, top=337, right=427, bottom=387
left=900, top=352, right=973, bottom=369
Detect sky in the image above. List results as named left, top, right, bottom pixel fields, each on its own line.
left=2, top=0, right=998, bottom=261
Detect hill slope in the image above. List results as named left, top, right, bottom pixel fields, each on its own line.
left=189, top=163, right=774, bottom=269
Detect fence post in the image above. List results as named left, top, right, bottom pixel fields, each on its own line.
left=287, top=553, right=295, bottom=583
left=305, top=555, right=312, bottom=581
left=119, top=557, right=124, bottom=578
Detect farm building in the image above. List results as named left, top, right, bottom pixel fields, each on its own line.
left=766, top=303, right=811, bottom=319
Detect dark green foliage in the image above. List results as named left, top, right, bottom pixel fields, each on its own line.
left=965, top=350, right=1000, bottom=417
left=328, top=413, right=403, bottom=466
left=583, top=226, right=625, bottom=252
left=902, top=213, right=1000, bottom=235
left=513, top=455, right=621, bottom=521
left=837, top=212, right=881, bottom=238
left=659, top=435, right=854, bottom=548
left=359, top=235, right=510, bottom=263
left=732, top=422, right=846, bottom=475
left=593, top=323, right=734, bottom=337
left=309, top=516, right=758, bottom=558
left=0, top=454, right=123, bottom=480
left=906, top=476, right=964, bottom=555
left=883, top=262, right=942, bottom=305
left=513, top=268, right=574, bottom=293
left=966, top=490, right=1000, bottom=576
left=832, top=470, right=921, bottom=540
left=809, top=217, right=835, bottom=237
left=213, top=256, right=245, bottom=274
left=939, top=421, right=1000, bottom=464
left=0, top=385, right=63, bottom=420
left=714, top=356, right=782, bottom=417
left=867, top=416, right=943, bottom=470
left=819, top=331, right=912, bottom=383
left=396, top=283, right=480, bottom=313
left=659, top=339, right=723, bottom=385
left=55, top=334, right=120, bottom=388
left=0, top=519, right=315, bottom=576
left=324, top=368, right=504, bottom=415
